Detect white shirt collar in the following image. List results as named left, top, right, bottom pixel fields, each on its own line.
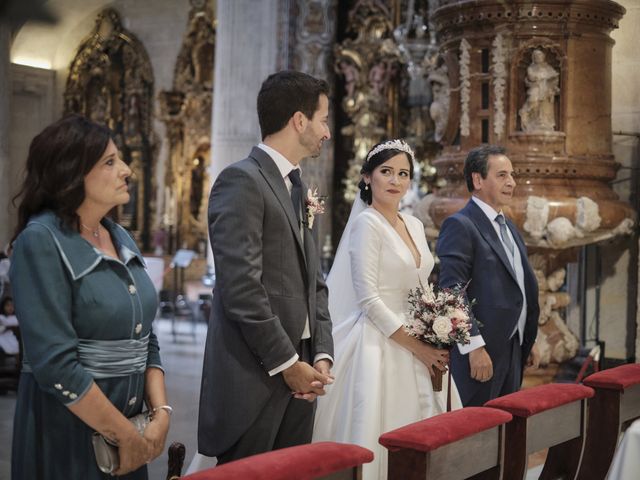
left=257, top=143, right=301, bottom=179
left=471, top=195, right=504, bottom=223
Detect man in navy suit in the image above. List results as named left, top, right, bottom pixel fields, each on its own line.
left=436, top=145, right=540, bottom=406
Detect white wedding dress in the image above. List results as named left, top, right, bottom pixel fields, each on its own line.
left=313, top=207, right=462, bottom=480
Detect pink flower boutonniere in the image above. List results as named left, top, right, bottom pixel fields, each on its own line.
left=304, top=188, right=326, bottom=229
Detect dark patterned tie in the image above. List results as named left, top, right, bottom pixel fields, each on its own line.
left=288, top=169, right=303, bottom=225
left=495, top=214, right=515, bottom=257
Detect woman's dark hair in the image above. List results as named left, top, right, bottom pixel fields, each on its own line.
left=358, top=143, right=414, bottom=205
left=257, top=70, right=330, bottom=140
left=11, top=115, right=112, bottom=243
left=1, top=296, right=13, bottom=315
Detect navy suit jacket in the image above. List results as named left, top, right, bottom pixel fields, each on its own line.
left=436, top=200, right=539, bottom=404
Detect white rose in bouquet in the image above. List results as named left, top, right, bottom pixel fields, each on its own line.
left=432, top=315, right=452, bottom=342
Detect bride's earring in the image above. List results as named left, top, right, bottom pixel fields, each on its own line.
left=365, top=184, right=369, bottom=191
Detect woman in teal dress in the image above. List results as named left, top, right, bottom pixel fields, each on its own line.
left=9, top=115, right=170, bottom=479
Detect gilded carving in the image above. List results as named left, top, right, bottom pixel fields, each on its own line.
left=64, top=8, right=155, bottom=249
left=159, top=0, right=215, bottom=254
left=334, top=0, right=401, bottom=202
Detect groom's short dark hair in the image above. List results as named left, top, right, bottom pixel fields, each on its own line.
left=257, top=70, right=330, bottom=140
left=463, top=145, right=507, bottom=192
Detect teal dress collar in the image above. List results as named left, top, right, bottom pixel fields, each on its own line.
left=27, top=211, right=145, bottom=280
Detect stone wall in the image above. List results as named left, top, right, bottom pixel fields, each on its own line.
left=604, top=0, right=640, bottom=360
left=7, top=0, right=192, bottom=238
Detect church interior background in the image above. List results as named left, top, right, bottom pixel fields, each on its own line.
left=0, top=0, right=638, bottom=476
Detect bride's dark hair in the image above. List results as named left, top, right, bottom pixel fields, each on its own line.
left=358, top=143, right=415, bottom=205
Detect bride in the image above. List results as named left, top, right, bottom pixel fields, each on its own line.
left=313, top=139, right=462, bottom=479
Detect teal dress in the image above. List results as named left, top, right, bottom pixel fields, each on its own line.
left=9, top=211, right=162, bottom=480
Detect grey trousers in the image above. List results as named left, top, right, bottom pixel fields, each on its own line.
left=216, top=339, right=315, bottom=464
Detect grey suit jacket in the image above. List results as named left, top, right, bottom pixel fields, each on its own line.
left=436, top=200, right=539, bottom=404
left=197, top=147, right=333, bottom=457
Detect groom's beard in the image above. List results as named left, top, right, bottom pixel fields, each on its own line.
left=300, top=131, right=325, bottom=158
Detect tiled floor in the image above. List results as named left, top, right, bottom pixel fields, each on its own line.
left=0, top=315, right=550, bottom=479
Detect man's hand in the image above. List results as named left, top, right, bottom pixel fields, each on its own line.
left=283, top=361, right=333, bottom=402
left=526, top=343, right=541, bottom=369
left=294, top=359, right=335, bottom=402
left=469, top=347, right=493, bottom=382
left=313, top=359, right=333, bottom=377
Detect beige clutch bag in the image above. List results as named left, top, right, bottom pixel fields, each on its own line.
left=92, top=412, right=150, bottom=474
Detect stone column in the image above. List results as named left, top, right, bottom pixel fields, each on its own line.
left=0, top=22, right=11, bottom=249
left=206, top=0, right=280, bottom=268
left=291, top=0, right=336, bottom=262
left=208, top=0, right=279, bottom=182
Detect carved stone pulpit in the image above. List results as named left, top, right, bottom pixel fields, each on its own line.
left=426, top=0, right=636, bottom=367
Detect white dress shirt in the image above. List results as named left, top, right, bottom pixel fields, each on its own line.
left=257, top=143, right=332, bottom=375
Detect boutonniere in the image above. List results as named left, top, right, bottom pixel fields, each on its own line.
left=304, top=188, right=326, bottom=229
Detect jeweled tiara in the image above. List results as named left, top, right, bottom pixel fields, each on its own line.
left=366, top=139, right=415, bottom=163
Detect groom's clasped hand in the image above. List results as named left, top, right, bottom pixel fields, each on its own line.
left=283, top=359, right=335, bottom=402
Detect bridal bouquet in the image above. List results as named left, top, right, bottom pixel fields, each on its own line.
left=405, top=281, right=474, bottom=391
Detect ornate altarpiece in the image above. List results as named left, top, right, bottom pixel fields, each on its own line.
left=332, top=0, right=636, bottom=370
left=332, top=0, right=444, bottom=238
left=64, top=8, right=155, bottom=249
left=159, top=2, right=215, bottom=253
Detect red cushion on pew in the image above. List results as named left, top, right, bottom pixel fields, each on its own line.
left=181, top=442, right=373, bottom=480
left=583, top=364, right=640, bottom=391
left=378, top=407, right=512, bottom=452
left=485, top=384, right=594, bottom=418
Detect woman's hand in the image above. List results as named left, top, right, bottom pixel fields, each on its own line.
left=390, top=327, right=449, bottom=377
left=114, top=426, right=154, bottom=476
left=112, top=411, right=169, bottom=475
left=412, top=342, right=450, bottom=377
left=144, top=410, right=170, bottom=459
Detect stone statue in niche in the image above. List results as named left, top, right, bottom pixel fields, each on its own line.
left=519, top=49, right=559, bottom=132
left=88, top=82, right=110, bottom=125
left=338, top=59, right=359, bottom=99
left=428, top=63, right=450, bottom=142
left=368, top=60, right=388, bottom=97
left=126, top=94, right=142, bottom=141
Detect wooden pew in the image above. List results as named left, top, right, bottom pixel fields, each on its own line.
left=181, top=442, right=373, bottom=480
left=577, top=364, right=640, bottom=480
left=485, top=383, right=594, bottom=480
left=379, top=407, right=512, bottom=480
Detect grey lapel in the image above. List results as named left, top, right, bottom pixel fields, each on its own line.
left=465, top=201, right=518, bottom=282
left=248, top=147, right=306, bottom=265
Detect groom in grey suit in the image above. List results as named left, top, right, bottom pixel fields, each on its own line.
left=198, top=71, right=334, bottom=463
